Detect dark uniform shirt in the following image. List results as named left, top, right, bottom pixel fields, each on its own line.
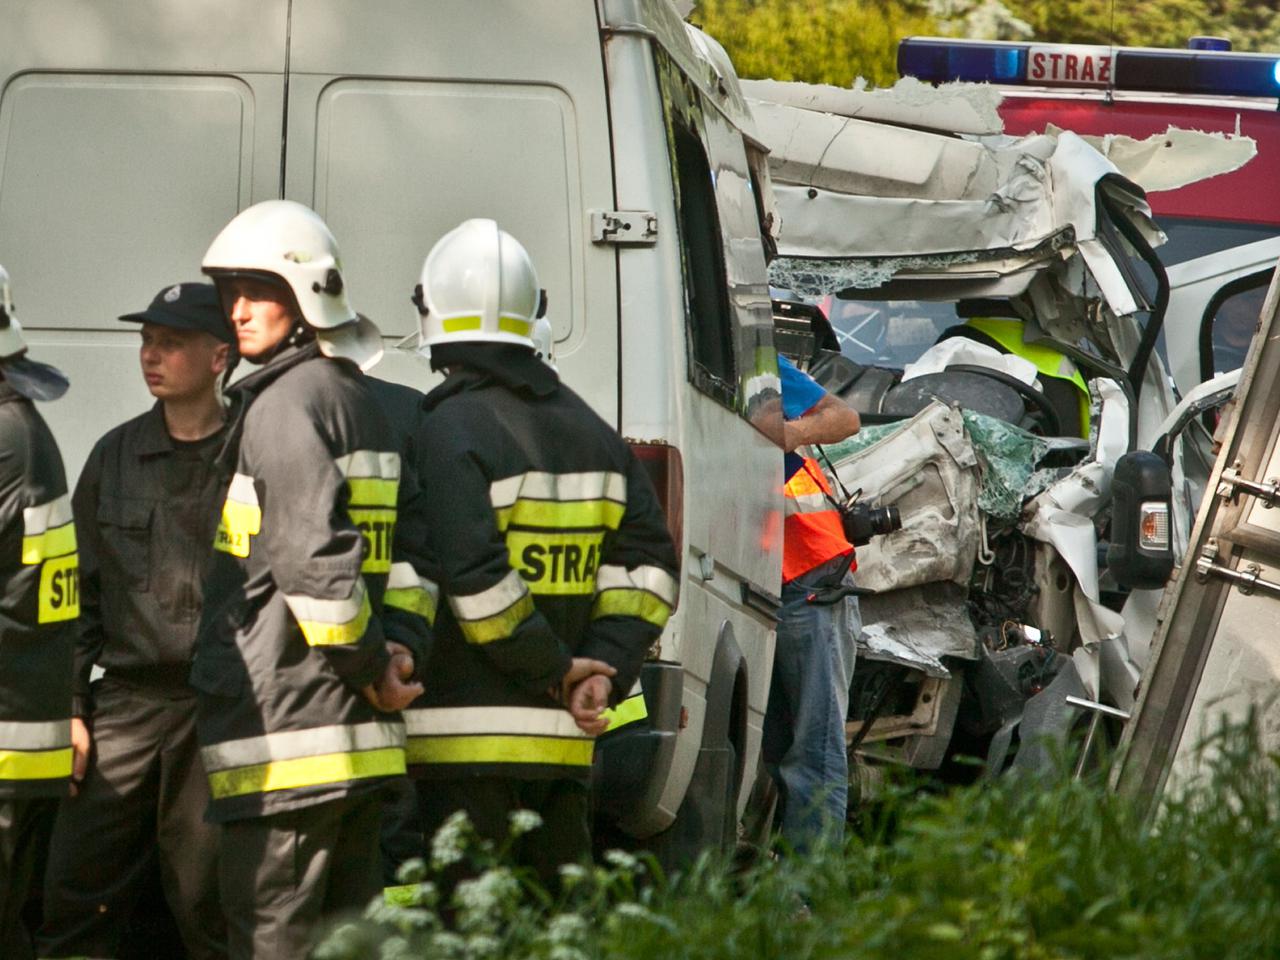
left=192, top=342, right=431, bottom=823
left=403, top=347, right=678, bottom=783
left=71, top=403, right=228, bottom=714
left=0, top=381, right=78, bottom=798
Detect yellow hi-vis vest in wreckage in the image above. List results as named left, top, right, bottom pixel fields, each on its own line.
left=962, top=317, right=1090, bottom=438
left=191, top=342, right=433, bottom=822
left=0, top=382, right=78, bottom=797
left=402, top=351, right=679, bottom=781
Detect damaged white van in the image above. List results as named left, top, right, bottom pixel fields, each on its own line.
left=0, top=0, right=782, bottom=863
left=747, top=79, right=1217, bottom=779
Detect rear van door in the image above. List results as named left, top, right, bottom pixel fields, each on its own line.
left=282, top=0, right=620, bottom=420
left=0, top=0, right=288, bottom=476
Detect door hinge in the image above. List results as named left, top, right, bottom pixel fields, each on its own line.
left=1217, top=462, right=1280, bottom=509
left=591, top=210, right=658, bottom=245
left=1194, top=539, right=1280, bottom=598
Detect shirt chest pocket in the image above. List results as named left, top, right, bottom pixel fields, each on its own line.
left=97, top=497, right=154, bottom=592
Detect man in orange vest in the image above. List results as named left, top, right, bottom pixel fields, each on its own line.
left=764, top=355, right=862, bottom=853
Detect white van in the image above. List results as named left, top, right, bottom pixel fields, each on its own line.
left=0, top=0, right=782, bottom=859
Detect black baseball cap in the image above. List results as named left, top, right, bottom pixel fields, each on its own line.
left=119, top=282, right=236, bottom=344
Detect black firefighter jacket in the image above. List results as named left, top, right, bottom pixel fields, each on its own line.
left=0, top=381, right=78, bottom=799
left=404, top=349, right=679, bottom=783
left=191, top=342, right=432, bottom=823
left=71, top=403, right=229, bottom=714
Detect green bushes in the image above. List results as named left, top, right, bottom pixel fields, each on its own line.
left=318, top=723, right=1280, bottom=959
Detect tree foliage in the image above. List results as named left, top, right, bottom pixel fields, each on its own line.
left=694, top=0, right=1280, bottom=89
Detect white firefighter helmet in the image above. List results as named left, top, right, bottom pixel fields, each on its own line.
left=414, top=218, right=544, bottom=350
left=202, top=200, right=383, bottom=370
left=0, top=264, right=70, bottom=400
left=531, top=316, right=557, bottom=370
left=0, top=263, right=28, bottom=360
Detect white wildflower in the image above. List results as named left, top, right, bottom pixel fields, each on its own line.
left=431, top=810, right=472, bottom=869
left=557, top=862, right=589, bottom=890
left=603, top=849, right=639, bottom=872
left=455, top=867, right=520, bottom=923
left=611, top=901, right=678, bottom=932
left=546, top=913, right=590, bottom=942
left=464, top=933, right=502, bottom=958
left=508, top=809, right=543, bottom=837
left=429, top=930, right=467, bottom=958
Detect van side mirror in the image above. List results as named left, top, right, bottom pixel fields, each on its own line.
left=1106, top=451, right=1176, bottom=589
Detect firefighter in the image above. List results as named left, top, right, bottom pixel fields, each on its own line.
left=402, top=219, right=679, bottom=890
left=37, top=282, right=234, bottom=959
left=194, top=200, right=431, bottom=960
left=0, top=264, right=77, bottom=960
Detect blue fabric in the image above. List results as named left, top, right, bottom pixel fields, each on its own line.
left=780, top=356, right=827, bottom=481
left=779, top=356, right=825, bottom=420
left=762, top=555, right=860, bottom=854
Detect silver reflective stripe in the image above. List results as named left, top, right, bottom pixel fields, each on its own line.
left=226, top=473, right=259, bottom=506
left=595, top=564, right=679, bottom=605
left=388, top=561, right=438, bottom=595
left=23, top=494, right=73, bottom=536
left=488, top=470, right=627, bottom=510
left=403, top=706, right=590, bottom=740
left=0, top=719, right=71, bottom=750
left=282, top=579, right=367, bottom=625
left=785, top=491, right=832, bottom=515
left=449, top=569, right=529, bottom=622
left=201, top=720, right=405, bottom=773
left=335, top=450, right=401, bottom=480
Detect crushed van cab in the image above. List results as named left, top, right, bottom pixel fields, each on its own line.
left=747, top=78, right=1211, bottom=777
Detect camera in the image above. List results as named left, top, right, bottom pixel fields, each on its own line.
left=841, top=500, right=902, bottom=547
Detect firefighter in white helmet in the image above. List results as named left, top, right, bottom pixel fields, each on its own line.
left=401, top=219, right=678, bottom=892
left=0, top=265, right=78, bottom=960
left=193, top=201, right=433, bottom=960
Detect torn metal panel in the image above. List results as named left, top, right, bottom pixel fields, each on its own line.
left=829, top=402, right=981, bottom=592
left=858, top=583, right=980, bottom=678
left=1019, top=379, right=1136, bottom=701
left=749, top=100, right=1000, bottom=200
left=740, top=76, right=1005, bottom=137
left=1053, top=124, right=1258, bottom=195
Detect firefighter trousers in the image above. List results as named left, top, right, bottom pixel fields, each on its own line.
left=220, top=791, right=383, bottom=960
left=0, top=797, right=53, bottom=960
left=417, top=777, right=591, bottom=896
left=38, top=677, right=227, bottom=959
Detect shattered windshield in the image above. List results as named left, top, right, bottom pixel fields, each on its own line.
left=822, top=296, right=963, bottom=368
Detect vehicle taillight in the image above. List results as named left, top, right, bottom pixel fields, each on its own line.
left=1139, top=502, right=1170, bottom=551
left=629, top=442, right=684, bottom=557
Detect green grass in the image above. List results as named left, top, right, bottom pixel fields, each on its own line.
left=318, top=721, right=1280, bottom=960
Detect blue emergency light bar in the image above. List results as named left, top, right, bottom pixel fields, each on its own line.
left=898, top=37, right=1280, bottom=99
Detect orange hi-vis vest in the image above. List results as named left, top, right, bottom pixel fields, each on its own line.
left=783, top=456, right=854, bottom=584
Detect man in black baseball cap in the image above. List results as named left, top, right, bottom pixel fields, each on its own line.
left=38, top=283, right=235, bottom=960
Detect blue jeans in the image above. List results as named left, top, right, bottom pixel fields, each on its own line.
left=763, top=554, right=860, bottom=853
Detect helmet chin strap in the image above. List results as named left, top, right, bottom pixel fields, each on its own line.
left=254, top=320, right=315, bottom=366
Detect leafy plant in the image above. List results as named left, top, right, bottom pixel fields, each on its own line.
left=318, top=718, right=1280, bottom=959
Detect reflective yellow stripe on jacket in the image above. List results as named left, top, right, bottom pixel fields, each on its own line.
left=0, top=719, right=73, bottom=782
left=200, top=720, right=406, bottom=800
left=22, top=495, right=79, bottom=623
left=338, top=449, right=400, bottom=575
left=403, top=706, right=595, bottom=767
left=449, top=569, right=535, bottom=645
left=282, top=580, right=372, bottom=647
left=600, top=685, right=648, bottom=734
left=592, top=564, right=677, bottom=630
left=215, top=473, right=262, bottom=559
left=384, top=561, right=439, bottom=624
